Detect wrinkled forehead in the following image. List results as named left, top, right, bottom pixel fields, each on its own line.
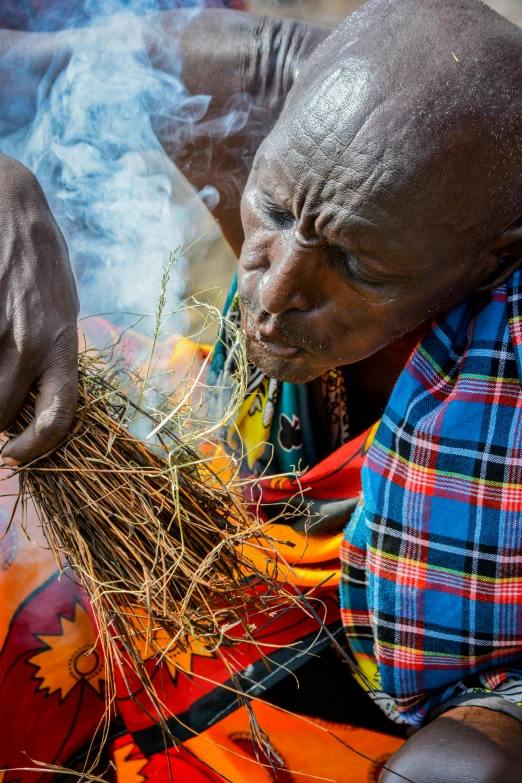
left=258, top=64, right=437, bottom=250
left=258, top=56, right=519, bottom=255
left=262, top=60, right=381, bottom=197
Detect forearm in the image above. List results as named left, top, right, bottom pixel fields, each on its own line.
left=0, top=11, right=327, bottom=130
left=145, top=10, right=329, bottom=252
left=147, top=10, right=328, bottom=117
left=0, top=29, right=62, bottom=135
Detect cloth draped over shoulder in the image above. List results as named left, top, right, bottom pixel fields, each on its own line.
left=341, top=270, right=522, bottom=726
left=211, top=271, right=522, bottom=728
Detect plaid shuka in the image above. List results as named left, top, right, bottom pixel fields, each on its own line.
left=341, top=270, right=522, bottom=727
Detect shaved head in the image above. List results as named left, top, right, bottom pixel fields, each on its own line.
left=238, top=0, right=522, bottom=383
left=286, top=0, right=522, bottom=243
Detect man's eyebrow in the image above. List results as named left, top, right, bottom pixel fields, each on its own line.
left=257, top=187, right=280, bottom=203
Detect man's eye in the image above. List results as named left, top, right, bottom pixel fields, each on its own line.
left=259, top=196, right=294, bottom=228
left=330, top=245, right=383, bottom=287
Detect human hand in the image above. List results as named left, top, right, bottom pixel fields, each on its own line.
left=0, top=155, right=78, bottom=465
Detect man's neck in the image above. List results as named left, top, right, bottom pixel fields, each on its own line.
left=342, top=324, right=428, bottom=436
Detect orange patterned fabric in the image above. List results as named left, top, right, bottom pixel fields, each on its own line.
left=0, top=486, right=404, bottom=783
left=109, top=704, right=404, bottom=783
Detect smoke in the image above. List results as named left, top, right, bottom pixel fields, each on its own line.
left=0, top=0, right=242, bottom=332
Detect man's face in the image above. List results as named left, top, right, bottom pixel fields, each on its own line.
left=238, top=122, right=490, bottom=384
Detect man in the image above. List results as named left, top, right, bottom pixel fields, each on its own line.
left=0, top=0, right=522, bottom=780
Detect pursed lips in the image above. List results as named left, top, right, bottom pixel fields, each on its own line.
left=243, top=314, right=303, bottom=359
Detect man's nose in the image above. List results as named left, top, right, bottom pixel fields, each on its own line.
left=259, top=233, right=317, bottom=316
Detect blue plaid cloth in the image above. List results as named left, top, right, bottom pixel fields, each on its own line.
left=341, top=271, right=522, bottom=726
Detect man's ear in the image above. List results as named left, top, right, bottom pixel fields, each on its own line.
left=477, top=216, right=522, bottom=292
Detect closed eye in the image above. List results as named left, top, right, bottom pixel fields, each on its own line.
left=329, top=244, right=384, bottom=287
left=258, top=194, right=295, bottom=229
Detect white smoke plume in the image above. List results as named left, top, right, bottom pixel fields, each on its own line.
left=0, top=1, right=240, bottom=333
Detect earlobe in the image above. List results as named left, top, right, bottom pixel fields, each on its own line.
left=476, top=217, right=522, bottom=292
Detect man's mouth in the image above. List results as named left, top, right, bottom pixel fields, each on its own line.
left=244, top=316, right=302, bottom=359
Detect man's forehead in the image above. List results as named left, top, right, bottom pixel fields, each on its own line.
left=256, top=111, right=506, bottom=278
left=261, top=35, right=466, bottom=229
left=259, top=84, right=420, bottom=234
left=270, top=0, right=522, bottom=169
left=267, top=58, right=382, bottom=173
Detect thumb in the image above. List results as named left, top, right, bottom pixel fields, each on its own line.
left=3, top=358, right=78, bottom=465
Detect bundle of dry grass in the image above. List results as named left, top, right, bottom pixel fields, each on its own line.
left=5, top=344, right=294, bottom=739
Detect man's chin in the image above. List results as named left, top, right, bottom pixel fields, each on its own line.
left=245, top=337, right=322, bottom=384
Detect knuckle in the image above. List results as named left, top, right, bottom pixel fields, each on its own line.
left=44, top=375, right=78, bottom=407
left=52, top=342, right=79, bottom=371
left=35, top=409, right=74, bottom=443
left=35, top=383, right=78, bottom=444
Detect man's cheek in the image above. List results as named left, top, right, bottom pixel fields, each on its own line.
left=240, top=225, right=274, bottom=272
left=237, top=263, right=262, bottom=319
